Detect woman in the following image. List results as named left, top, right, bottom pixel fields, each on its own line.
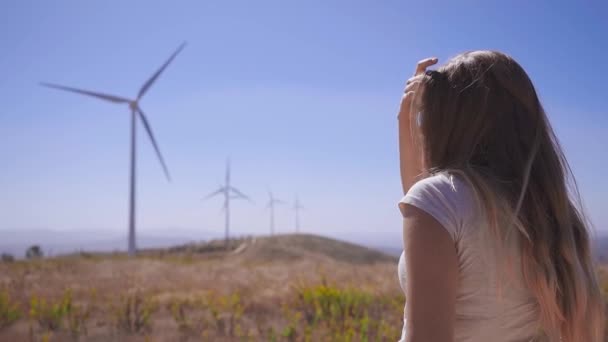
left=397, top=51, right=604, bottom=342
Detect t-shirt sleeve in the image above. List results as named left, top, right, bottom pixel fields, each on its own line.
left=398, top=174, right=466, bottom=241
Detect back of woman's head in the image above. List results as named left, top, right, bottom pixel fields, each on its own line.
left=418, top=50, right=604, bottom=341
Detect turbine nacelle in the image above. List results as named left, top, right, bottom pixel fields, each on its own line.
left=129, top=101, right=139, bottom=111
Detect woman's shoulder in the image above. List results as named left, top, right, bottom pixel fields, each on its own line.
left=400, top=171, right=478, bottom=240
left=406, top=171, right=475, bottom=202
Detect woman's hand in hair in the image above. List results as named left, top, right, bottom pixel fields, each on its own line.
left=398, top=57, right=438, bottom=195
left=399, top=57, right=438, bottom=119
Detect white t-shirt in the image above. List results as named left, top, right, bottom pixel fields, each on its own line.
left=398, top=172, right=543, bottom=342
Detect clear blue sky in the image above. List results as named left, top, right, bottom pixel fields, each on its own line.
left=0, top=1, right=606, bottom=247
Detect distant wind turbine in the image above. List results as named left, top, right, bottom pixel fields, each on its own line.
left=41, top=42, right=186, bottom=257
left=204, top=159, right=252, bottom=248
left=266, top=190, right=286, bottom=236
left=293, top=195, right=304, bottom=233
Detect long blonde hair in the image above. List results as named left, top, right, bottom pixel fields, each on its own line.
left=418, top=51, right=604, bottom=341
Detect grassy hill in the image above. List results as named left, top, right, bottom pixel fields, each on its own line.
left=162, top=234, right=397, bottom=264
left=245, top=234, right=397, bottom=264
left=0, top=234, right=403, bottom=341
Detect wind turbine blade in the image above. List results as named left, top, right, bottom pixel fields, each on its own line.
left=137, top=42, right=186, bottom=100
left=137, top=108, right=171, bottom=181
left=230, top=187, right=252, bottom=202
left=203, top=187, right=225, bottom=200
left=276, top=199, right=287, bottom=205
left=40, top=82, right=131, bottom=104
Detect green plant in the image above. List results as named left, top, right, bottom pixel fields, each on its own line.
left=358, top=312, right=370, bottom=342
left=78, top=251, right=95, bottom=259
left=27, top=288, right=90, bottom=339
left=65, top=296, right=91, bottom=338
left=26, top=245, right=44, bottom=259
left=0, top=288, right=21, bottom=329
left=280, top=306, right=301, bottom=342
left=1, top=253, right=15, bottom=262
left=207, top=292, right=245, bottom=337
left=169, top=298, right=191, bottom=332
left=40, top=331, right=52, bottom=342
left=112, top=290, right=158, bottom=334
left=281, top=325, right=296, bottom=342
left=292, top=283, right=402, bottom=341
left=29, top=292, right=70, bottom=331
left=168, top=295, right=215, bottom=339
left=267, top=326, right=277, bottom=342
left=298, top=284, right=372, bottom=324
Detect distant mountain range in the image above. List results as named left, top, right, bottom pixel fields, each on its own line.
left=0, top=228, right=405, bottom=260
left=0, top=229, right=202, bottom=258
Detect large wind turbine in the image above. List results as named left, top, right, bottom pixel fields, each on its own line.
left=204, top=159, right=252, bottom=248
left=41, top=43, right=186, bottom=257
left=266, top=190, right=286, bottom=236
left=293, top=195, right=304, bottom=233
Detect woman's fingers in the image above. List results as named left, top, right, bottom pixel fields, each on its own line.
left=405, top=79, right=422, bottom=93
left=414, top=57, right=438, bottom=76
left=402, top=75, right=424, bottom=116
left=406, top=74, right=424, bottom=86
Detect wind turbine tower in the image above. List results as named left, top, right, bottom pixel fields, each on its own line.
left=267, top=191, right=285, bottom=236
left=41, top=43, right=186, bottom=256
left=293, top=195, right=304, bottom=233
left=204, top=159, right=252, bottom=248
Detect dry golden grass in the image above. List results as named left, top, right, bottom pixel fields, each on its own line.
left=0, top=234, right=403, bottom=341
